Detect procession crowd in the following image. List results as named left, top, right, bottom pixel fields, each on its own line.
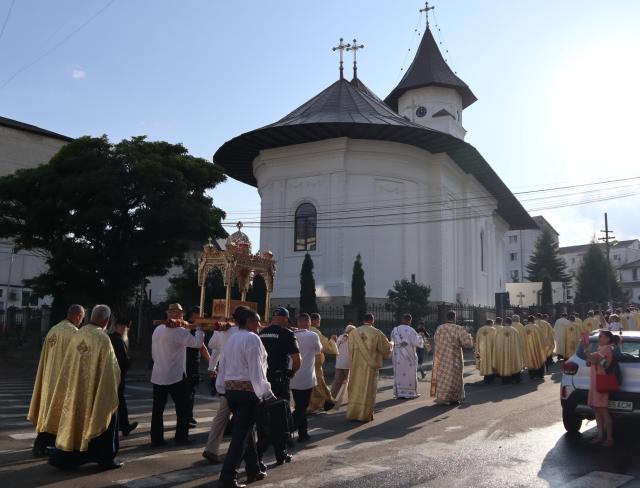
left=26, top=301, right=639, bottom=487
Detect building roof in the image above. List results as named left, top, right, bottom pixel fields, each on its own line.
left=559, top=239, right=639, bottom=255
left=619, top=258, right=640, bottom=270
left=532, top=215, right=559, bottom=236
left=384, top=26, right=477, bottom=111
left=0, top=116, right=73, bottom=142
left=213, top=77, right=535, bottom=230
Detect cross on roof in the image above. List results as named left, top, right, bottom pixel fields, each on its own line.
left=419, top=1, right=435, bottom=28
left=332, top=38, right=351, bottom=80
left=346, top=38, right=364, bottom=79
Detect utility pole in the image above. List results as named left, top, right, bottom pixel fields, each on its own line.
left=598, top=212, right=616, bottom=305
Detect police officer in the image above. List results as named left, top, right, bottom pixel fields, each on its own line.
left=257, top=307, right=301, bottom=464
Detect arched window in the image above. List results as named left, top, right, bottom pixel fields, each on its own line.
left=480, top=230, right=485, bottom=272
left=294, top=203, right=317, bottom=251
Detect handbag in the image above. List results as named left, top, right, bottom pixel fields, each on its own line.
left=596, top=372, right=619, bottom=393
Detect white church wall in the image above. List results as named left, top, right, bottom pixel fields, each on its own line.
left=397, top=86, right=466, bottom=140
left=255, top=137, right=505, bottom=307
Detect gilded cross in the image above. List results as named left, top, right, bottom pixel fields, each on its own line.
left=332, top=38, right=351, bottom=80
left=236, top=221, right=244, bottom=231
left=420, top=1, right=435, bottom=28
left=346, top=39, right=364, bottom=79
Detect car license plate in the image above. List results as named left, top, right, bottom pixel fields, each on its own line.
left=608, top=400, right=633, bottom=411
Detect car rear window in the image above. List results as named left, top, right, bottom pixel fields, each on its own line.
left=588, top=338, right=640, bottom=361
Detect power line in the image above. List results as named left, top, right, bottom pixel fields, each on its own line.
left=0, top=0, right=116, bottom=90
left=220, top=175, right=640, bottom=222
left=0, top=0, right=16, bottom=45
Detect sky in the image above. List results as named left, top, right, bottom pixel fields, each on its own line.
left=1, top=0, right=639, bottom=248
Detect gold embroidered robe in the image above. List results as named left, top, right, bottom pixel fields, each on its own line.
left=522, top=323, right=546, bottom=370
left=474, top=325, right=496, bottom=376
left=492, top=325, right=523, bottom=376
left=307, top=325, right=339, bottom=412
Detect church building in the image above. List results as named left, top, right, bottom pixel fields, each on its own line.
left=214, top=19, right=535, bottom=308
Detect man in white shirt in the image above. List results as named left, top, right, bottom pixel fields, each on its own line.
left=330, top=324, right=356, bottom=399
left=290, top=314, right=322, bottom=442
left=201, top=320, right=239, bottom=464
left=150, top=303, right=204, bottom=446
left=216, top=306, right=275, bottom=488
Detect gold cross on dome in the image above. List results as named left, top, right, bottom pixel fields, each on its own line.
left=332, top=38, right=351, bottom=79
left=236, top=221, right=243, bottom=231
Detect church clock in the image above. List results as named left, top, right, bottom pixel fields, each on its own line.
left=415, top=106, right=427, bottom=118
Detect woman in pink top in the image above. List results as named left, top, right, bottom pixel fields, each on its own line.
left=584, top=330, right=615, bottom=447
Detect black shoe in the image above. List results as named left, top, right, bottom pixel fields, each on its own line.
left=298, top=433, right=311, bottom=442
left=100, top=460, right=123, bottom=470
left=246, top=471, right=267, bottom=483
left=175, top=438, right=192, bottom=446
left=276, top=453, right=292, bottom=465
left=258, top=461, right=267, bottom=472
left=323, top=400, right=335, bottom=411
left=122, top=421, right=138, bottom=437
left=32, top=445, right=48, bottom=457
left=189, top=418, right=197, bottom=428
left=151, top=440, right=168, bottom=447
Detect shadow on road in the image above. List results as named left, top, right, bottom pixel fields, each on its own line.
left=538, top=419, right=640, bottom=486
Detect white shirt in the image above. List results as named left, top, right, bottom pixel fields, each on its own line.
left=335, top=334, right=351, bottom=370
left=215, top=329, right=273, bottom=400
left=151, top=324, right=204, bottom=385
left=609, top=321, right=623, bottom=332
left=208, top=326, right=239, bottom=371
left=290, top=329, right=322, bottom=390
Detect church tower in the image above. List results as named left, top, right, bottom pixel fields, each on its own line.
left=384, top=4, right=476, bottom=140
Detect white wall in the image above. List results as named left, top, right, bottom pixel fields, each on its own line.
left=506, top=281, right=564, bottom=307
left=398, top=86, right=466, bottom=139
left=255, top=137, right=506, bottom=307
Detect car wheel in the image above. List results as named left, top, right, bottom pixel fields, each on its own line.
left=562, top=408, right=582, bottom=434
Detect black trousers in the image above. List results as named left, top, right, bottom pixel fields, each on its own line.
left=49, top=414, right=119, bottom=470
left=186, top=374, right=199, bottom=421
left=220, top=390, right=261, bottom=482
left=257, top=379, right=289, bottom=460
left=151, top=378, right=190, bottom=443
left=117, top=376, right=132, bottom=430
left=291, top=388, right=312, bottom=437
left=33, top=432, right=56, bottom=454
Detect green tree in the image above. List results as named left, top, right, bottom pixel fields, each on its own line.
left=299, top=253, right=318, bottom=313
left=167, top=261, right=227, bottom=315
left=541, top=276, right=553, bottom=305
left=387, top=279, right=431, bottom=322
left=526, top=228, right=570, bottom=282
left=0, top=135, right=226, bottom=318
left=574, top=242, right=626, bottom=303
left=350, top=254, right=367, bottom=320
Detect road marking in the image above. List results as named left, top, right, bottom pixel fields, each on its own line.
left=116, top=464, right=219, bottom=487
left=561, top=471, right=634, bottom=488
left=126, top=384, right=216, bottom=402
left=8, top=432, right=36, bottom=440
left=127, top=408, right=214, bottom=420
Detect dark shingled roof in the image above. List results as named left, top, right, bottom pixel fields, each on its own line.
left=213, top=78, right=535, bottom=230
left=559, top=239, right=639, bottom=255
left=384, top=27, right=476, bottom=111
left=0, top=116, right=73, bottom=142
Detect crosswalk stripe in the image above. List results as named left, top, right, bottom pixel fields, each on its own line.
left=126, top=384, right=217, bottom=402
left=561, top=471, right=634, bottom=488
left=116, top=464, right=219, bottom=487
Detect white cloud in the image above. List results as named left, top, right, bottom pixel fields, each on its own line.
left=71, top=68, right=86, bottom=80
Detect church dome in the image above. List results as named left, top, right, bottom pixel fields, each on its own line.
left=213, top=77, right=534, bottom=230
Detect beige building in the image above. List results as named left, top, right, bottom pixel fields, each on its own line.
left=0, top=117, right=72, bottom=310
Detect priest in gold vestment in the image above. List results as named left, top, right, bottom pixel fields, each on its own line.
left=563, top=316, right=581, bottom=359
left=431, top=311, right=474, bottom=404
left=582, top=311, right=601, bottom=332
left=523, top=316, right=546, bottom=379
left=492, top=317, right=524, bottom=384
left=28, top=304, right=85, bottom=456
left=46, top=305, right=122, bottom=470
left=307, top=313, right=339, bottom=412
left=475, top=319, right=497, bottom=383
left=346, top=313, right=392, bottom=422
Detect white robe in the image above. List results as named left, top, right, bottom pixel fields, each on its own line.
left=554, top=318, right=570, bottom=356
left=391, top=324, right=424, bottom=398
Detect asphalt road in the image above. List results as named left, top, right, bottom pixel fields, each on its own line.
left=1, top=364, right=639, bottom=488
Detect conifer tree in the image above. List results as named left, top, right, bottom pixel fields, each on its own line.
left=526, top=228, right=570, bottom=282
left=299, top=253, right=318, bottom=313
left=574, top=242, right=625, bottom=303
left=350, top=254, right=367, bottom=320
left=541, top=276, right=553, bottom=305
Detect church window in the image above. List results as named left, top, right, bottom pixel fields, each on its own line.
left=294, top=203, right=317, bottom=252
left=633, top=268, right=638, bottom=281
left=510, top=252, right=518, bottom=262
left=480, top=231, right=485, bottom=272
left=510, top=270, right=519, bottom=281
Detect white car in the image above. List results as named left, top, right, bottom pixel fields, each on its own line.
left=560, top=331, right=640, bottom=434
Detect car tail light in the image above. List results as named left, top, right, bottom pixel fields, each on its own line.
left=563, top=361, right=579, bottom=375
